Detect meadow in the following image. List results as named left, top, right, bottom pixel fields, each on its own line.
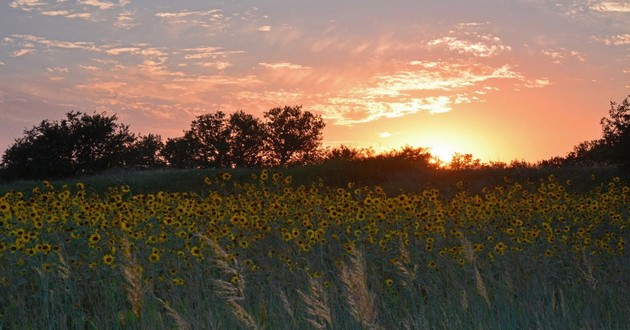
left=0, top=168, right=628, bottom=329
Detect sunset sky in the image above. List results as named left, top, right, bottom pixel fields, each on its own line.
left=0, top=1, right=628, bottom=163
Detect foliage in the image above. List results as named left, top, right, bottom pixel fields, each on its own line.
left=0, top=111, right=135, bottom=180
left=163, top=107, right=323, bottom=169
left=555, top=95, right=630, bottom=167
left=186, top=111, right=232, bottom=168
left=600, top=95, right=630, bottom=166
left=227, top=111, right=266, bottom=168
left=448, top=153, right=482, bottom=170
left=126, top=134, right=166, bottom=169
left=0, top=173, right=628, bottom=328
left=162, top=134, right=200, bottom=169
left=264, top=105, right=325, bottom=166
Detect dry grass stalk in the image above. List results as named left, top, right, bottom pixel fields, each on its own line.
left=228, top=301, right=258, bottom=329
left=474, top=266, right=490, bottom=306
left=298, top=277, right=332, bottom=330
left=340, top=248, right=378, bottom=329
left=55, top=249, right=71, bottom=281
left=461, top=236, right=490, bottom=306
left=460, top=236, right=476, bottom=264
left=279, top=290, right=295, bottom=320
left=198, top=234, right=258, bottom=330
left=579, top=251, right=598, bottom=290
left=394, top=240, right=418, bottom=289
left=156, top=297, right=191, bottom=330
left=121, top=238, right=151, bottom=327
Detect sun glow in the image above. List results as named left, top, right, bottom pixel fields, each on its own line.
left=428, top=143, right=457, bottom=165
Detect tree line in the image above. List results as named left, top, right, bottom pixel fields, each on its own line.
left=1, top=95, right=628, bottom=181
left=0, top=106, right=325, bottom=180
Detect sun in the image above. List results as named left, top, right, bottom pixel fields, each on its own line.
left=428, top=143, right=456, bottom=165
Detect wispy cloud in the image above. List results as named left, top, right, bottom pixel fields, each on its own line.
left=155, top=9, right=228, bottom=30
left=198, top=61, right=231, bottom=70
left=12, top=49, right=35, bottom=57
left=593, top=34, right=630, bottom=45
left=115, top=9, right=137, bottom=29
left=41, top=10, right=70, bottom=16
left=9, top=0, right=46, bottom=12
left=541, top=48, right=587, bottom=64
left=259, top=62, right=310, bottom=70
left=6, top=34, right=96, bottom=51
left=308, top=61, right=527, bottom=125
left=427, top=35, right=511, bottom=58
left=78, top=0, right=117, bottom=10
left=257, top=25, right=271, bottom=32
left=590, top=2, right=630, bottom=13
left=180, top=47, right=245, bottom=60
left=155, top=9, right=221, bottom=19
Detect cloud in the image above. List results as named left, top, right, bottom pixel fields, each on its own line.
left=12, top=49, right=35, bottom=57
left=427, top=35, right=511, bottom=58
left=78, top=0, right=116, bottom=10
left=590, top=2, right=630, bottom=12
left=41, top=10, right=70, bottom=16
left=155, top=9, right=221, bottom=18
left=593, top=34, right=630, bottom=45
left=523, top=78, right=552, bottom=89
left=7, top=34, right=96, bottom=52
left=0, top=61, right=5, bottom=65
left=257, top=25, right=271, bottom=32
left=9, top=0, right=46, bottom=11
left=64, top=12, right=93, bottom=20
left=104, top=47, right=141, bottom=55
left=541, top=48, right=587, bottom=64
left=79, top=65, right=99, bottom=70
left=198, top=61, right=231, bottom=70
left=115, top=9, right=137, bottom=29
left=47, top=67, right=69, bottom=73
left=180, top=47, right=245, bottom=60
left=259, top=62, right=310, bottom=69
left=307, top=61, right=531, bottom=125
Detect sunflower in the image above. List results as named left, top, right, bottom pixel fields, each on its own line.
left=103, top=254, right=115, bottom=265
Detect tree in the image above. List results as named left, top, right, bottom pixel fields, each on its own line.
left=264, top=105, right=325, bottom=166
left=449, top=153, right=482, bottom=170
left=186, top=112, right=232, bottom=168
left=325, top=145, right=373, bottom=162
left=563, top=140, right=608, bottom=166
left=126, top=134, right=165, bottom=169
left=1, top=111, right=135, bottom=179
left=600, top=95, right=630, bottom=166
left=162, top=134, right=200, bottom=169
left=227, top=111, right=266, bottom=168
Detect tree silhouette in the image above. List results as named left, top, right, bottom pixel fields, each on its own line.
left=600, top=95, right=630, bottom=166
left=187, top=112, right=232, bottom=168
left=126, top=134, right=165, bottom=169
left=162, top=134, right=200, bottom=169
left=264, top=105, right=325, bottom=166
left=1, top=111, right=134, bottom=179
left=227, top=111, right=266, bottom=168
left=449, top=153, right=482, bottom=170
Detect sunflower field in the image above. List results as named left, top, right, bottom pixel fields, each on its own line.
left=1, top=170, right=628, bottom=329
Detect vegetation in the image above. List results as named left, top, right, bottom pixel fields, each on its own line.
left=2, top=96, right=629, bottom=182
left=0, top=105, right=325, bottom=180
left=0, top=96, right=628, bottom=328
left=0, top=171, right=627, bottom=328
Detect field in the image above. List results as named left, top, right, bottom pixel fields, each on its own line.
left=0, top=168, right=629, bottom=329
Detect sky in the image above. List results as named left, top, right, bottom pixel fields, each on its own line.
left=0, top=0, right=628, bottom=164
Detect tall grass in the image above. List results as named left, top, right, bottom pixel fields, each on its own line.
left=0, top=168, right=628, bottom=329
